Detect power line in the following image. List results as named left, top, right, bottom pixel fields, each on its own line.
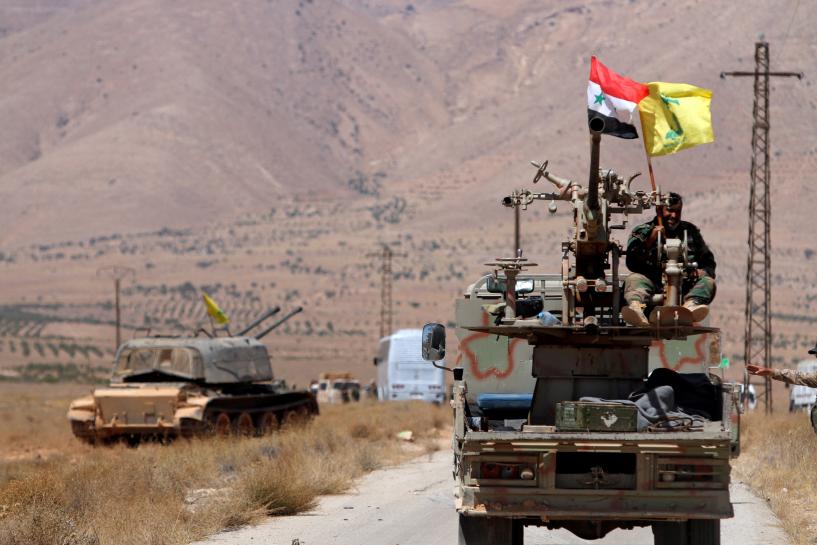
left=721, top=41, right=803, bottom=414
left=366, top=244, right=406, bottom=340
left=96, top=265, right=136, bottom=352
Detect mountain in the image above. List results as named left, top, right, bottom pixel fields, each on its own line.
left=0, top=0, right=815, bottom=386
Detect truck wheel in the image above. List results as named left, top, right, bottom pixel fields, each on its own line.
left=652, top=521, right=687, bottom=545
left=653, top=520, right=718, bottom=545
left=458, top=515, right=523, bottom=545
left=687, top=519, right=719, bottom=545
left=236, top=412, right=255, bottom=436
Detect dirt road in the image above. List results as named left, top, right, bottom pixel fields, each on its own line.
left=195, top=448, right=791, bottom=545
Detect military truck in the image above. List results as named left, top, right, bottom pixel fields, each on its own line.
left=316, top=372, right=362, bottom=404
left=422, top=121, right=740, bottom=545
left=68, top=306, right=317, bottom=444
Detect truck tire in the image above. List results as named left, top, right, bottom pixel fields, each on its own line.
left=653, top=520, right=719, bottom=545
left=687, top=519, right=719, bottom=545
left=458, top=515, right=523, bottom=545
left=652, top=521, right=687, bottom=545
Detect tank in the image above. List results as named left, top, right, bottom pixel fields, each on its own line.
left=67, top=307, right=318, bottom=444
left=421, top=120, right=741, bottom=545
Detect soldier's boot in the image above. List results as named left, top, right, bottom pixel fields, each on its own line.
left=683, top=299, right=709, bottom=322
left=621, top=301, right=649, bottom=327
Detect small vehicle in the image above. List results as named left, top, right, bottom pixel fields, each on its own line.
left=374, top=329, right=445, bottom=403
left=316, top=372, right=361, bottom=404
left=67, top=307, right=317, bottom=444
left=789, top=359, right=817, bottom=412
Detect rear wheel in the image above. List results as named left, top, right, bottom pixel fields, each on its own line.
left=653, top=520, right=719, bottom=545
left=458, top=515, right=523, bottom=545
left=687, top=519, right=719, bottom=545
left=236, top=412, right=255, bottom=436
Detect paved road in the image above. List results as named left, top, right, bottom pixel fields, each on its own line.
left=195, top=448, right=791, bottom=545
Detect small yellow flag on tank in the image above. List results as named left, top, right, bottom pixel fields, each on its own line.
left=202, top=292, right=229, bottom=324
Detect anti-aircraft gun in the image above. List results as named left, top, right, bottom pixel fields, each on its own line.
left=422, top=120, right=740, bottom=545
left=67, top=306, right=317, bottom=445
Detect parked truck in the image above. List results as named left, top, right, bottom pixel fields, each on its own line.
left=421, top=121, right=740, bottom=545
left=374, top=329, right=445, bottom=403
left=67, top=306, right=317, bottom=444
left=316, top=372, right=361, bottom=404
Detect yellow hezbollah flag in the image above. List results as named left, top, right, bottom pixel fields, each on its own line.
left=202, top=292, right=229, bottom=325
left=638, top=82, right=714, bottom=156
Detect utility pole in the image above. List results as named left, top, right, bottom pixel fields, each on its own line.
left=366, top=244, right=406, bottom=340
left=721, top=41, right=802, bottom=414
left=97, top=265, right=136, bottom=352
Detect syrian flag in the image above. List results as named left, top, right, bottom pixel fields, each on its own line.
left=588, top=56, right=649, bottom=139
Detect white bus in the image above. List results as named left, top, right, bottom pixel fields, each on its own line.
left=375, top=329, right=445, bottom=403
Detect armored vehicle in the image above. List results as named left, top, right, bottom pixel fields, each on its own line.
left=68, top=306, right=317, bottom=444
left=422, top=121, right=740, bottom=545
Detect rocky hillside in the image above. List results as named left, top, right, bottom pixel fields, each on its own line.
left=0, top=0, right=814, bottom=385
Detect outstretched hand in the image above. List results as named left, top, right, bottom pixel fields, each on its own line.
left=746, top=364, right=773, bottom=377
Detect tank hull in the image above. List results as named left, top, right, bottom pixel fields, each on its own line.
left=68, top=382, right=318, bottom=444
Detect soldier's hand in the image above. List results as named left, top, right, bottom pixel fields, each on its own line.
left=646, top=225, right=665, bottom=247
left=746, top=364, right=773, bottom=377
left=696, top=268, right=707, bottom=279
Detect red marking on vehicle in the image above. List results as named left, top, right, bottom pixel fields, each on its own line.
left=654, top=334, right=708, bottom=371
left=459, top=311, right=516, bottom=380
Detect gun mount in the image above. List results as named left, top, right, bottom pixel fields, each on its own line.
left=255, top=306, right=303, bottom=339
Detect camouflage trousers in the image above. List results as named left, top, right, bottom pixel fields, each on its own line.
left=623, top=273, right=717, bottom=306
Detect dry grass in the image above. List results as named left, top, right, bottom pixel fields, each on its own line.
left=0, top=399, right=449, bottom=545
left=0, top=382, right=92, bottom=460
left=734, top=410, right=817, bottom=545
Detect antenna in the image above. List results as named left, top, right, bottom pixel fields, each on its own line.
left=366, top=244, right=406, bottom=340
left=96, top=265, right=136, bottom=352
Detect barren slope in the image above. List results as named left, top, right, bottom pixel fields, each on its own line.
left=0, top=0, right=815, bottom=386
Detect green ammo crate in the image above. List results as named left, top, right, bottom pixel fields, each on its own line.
left=555, top=401, right=638, bottom=432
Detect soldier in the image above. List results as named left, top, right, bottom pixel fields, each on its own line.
left=621, top=192, right=717, bottom=326
left=746, top=343, right=817, bottom=387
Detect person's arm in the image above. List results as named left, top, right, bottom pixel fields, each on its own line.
left=747, top=364, right=817, bottom=387
left=625, top=225, right=656, bottom=275
left=689, top=224, right=716, bottom=278
left=774, top=368, right=817, bottom=388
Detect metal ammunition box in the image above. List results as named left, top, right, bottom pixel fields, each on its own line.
left=555, top=401, right=638, bottom=432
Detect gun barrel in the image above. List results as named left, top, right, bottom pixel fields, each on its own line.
left=255, top=307, right=304, bottom=339
left=587, top=118, right=604, bottom=211
left=236, top=306, right=282, bottom=336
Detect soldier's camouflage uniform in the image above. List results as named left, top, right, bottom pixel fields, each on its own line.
left=624, top=217, right=717, bottom=305
left=771, top=368, right=817, bottom=388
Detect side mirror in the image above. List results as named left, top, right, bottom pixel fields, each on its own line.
left=421, top=323, right=446, bottom=361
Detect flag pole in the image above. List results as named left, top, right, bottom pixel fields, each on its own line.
left=646, top=155, right=664, bottom=228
